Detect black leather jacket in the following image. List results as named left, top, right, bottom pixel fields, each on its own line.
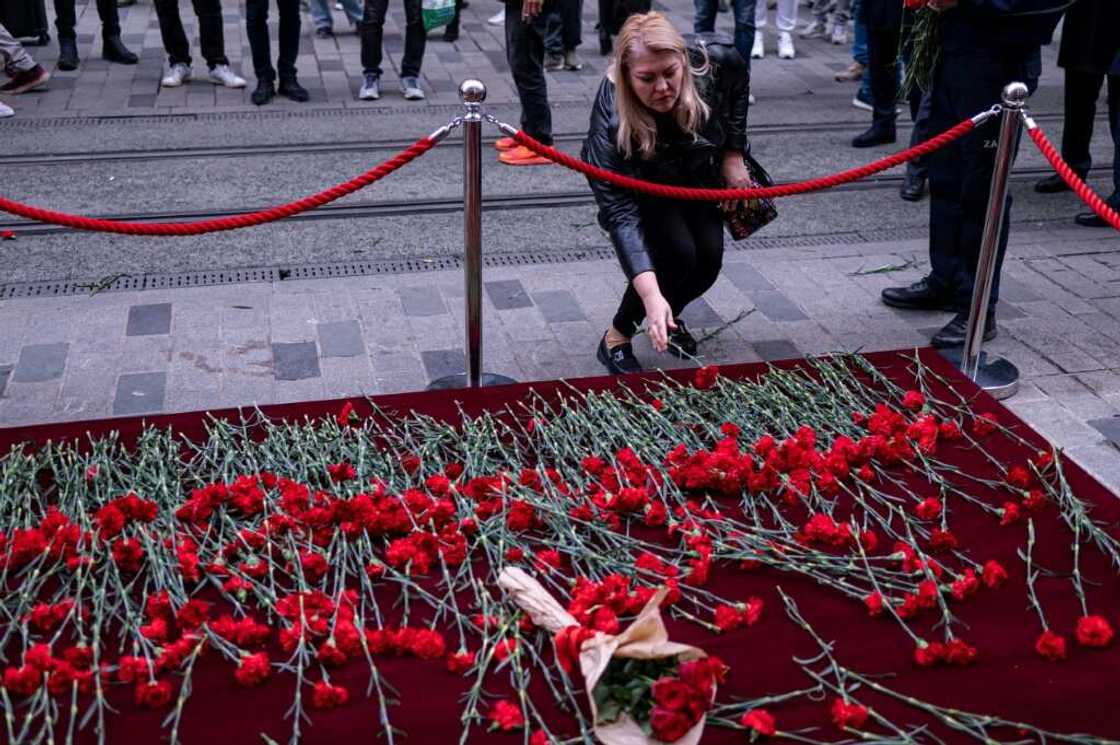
left=581, top=34, right=750, bottom=280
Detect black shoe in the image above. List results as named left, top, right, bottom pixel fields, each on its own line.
left=597, top=336, right=642, bottom=375
left=881, top=277, right=955, bottom=311
left=1035, top=172, right=1079, bottom=193
left=852, top=122, right=896, bottom=148
left=251, top=79, right=275, bottom=106
left=931, top=312, right=996, bottom=348
left=58, top=38, right=79, bottom=71
left=278, top=77, right=309, bottom=102
left=1074, top=209, right=1112, bottom=228
left=442, top=26, right=459, bottom=41
left=102, top=36, right=138, bottom=64
left=900, top=170, right=926, bottom=202
left=666, top=319, right=698, bottom=359
left=314, top=27, right=334, bottom=38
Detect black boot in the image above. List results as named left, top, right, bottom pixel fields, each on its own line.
left=1035, top=172, right=1079, bottom=193
left=278, top=77, right=309, bottom=102
left=852, top=121, right=896, bottom=148
left=102, top=37, right=138, bottom=64
left=597, top=336, right=642, bottom=375
left=881, top=276, right=955, bottom=311
left=931, top=312, right=997, bottom=348
left=900, top=169, right=926, bottom=202
left=251, top=79, right=275, bottom=106
left=58, top=38, right=79, bottom=71
left=442, top=25, right=459, bottom=41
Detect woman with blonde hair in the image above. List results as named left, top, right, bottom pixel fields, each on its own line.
left=582, top=12, right=754, bottom=374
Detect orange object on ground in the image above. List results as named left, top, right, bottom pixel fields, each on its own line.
left=494, top=137, right=517, bottom=151
left=498, top=145, right=550, bottom=166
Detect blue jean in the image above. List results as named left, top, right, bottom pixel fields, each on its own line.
left=693, top=0, right=757, bottom=73
left=309, top=0, right=363, bottom=29
left=850, top=0, right=870, bottom=98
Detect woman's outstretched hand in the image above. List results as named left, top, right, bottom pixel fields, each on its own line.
left=720, top=150, right=755, bottom=212
left=633, top=272, right=676, bottom=352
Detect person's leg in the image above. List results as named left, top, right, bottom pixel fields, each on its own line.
left=0, top=23, right=38, bottom=72
left=1108, top=73, right=1120, bottom=201
left=54, top=0, right=77, bottom=41
left=277, top=0, right=302, bottom=81
left=694, top=0, right=717, bottom=33
left=730, top=0, right=757, bottom=74
left=307, top=0, right=334, bottom=31
left=400, top=0, right=427, bottom=79
left=866, top=24, right=899, bottom=129
left=245, top=0, right=276, bottom=82
left=924, top=57, right=963, bottom=301
left=754, top=0, right=767, bottom=29
left=560, top=0, right=582, bottom=51
left=774, top=0, right=797, bottom=32
left=506, top=2, right=552, bottom=144
left=1061, top=68, right=1103, bottom=178
left=340, top=0, right=365, bottom=23
left=192, top=0, right=229, bottom=68
left=541, top=6, right=563, bottom=56
left=95, top=0, right=122, bottom=39
left=360, top=0, right=388, bottom=76
left=152, top=0, right=191, bottom=66
left=669, top=203, right=725, bottom=316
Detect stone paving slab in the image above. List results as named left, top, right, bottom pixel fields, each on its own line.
left=1, top=228, right=1118, bottom=493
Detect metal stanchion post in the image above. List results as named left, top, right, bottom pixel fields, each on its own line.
left=429, top=80, right=516, bottom=391
left=941, top=82, right=1025, bottom=400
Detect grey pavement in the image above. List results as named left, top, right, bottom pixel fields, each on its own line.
left=0, top=1, right=1117, bottom=493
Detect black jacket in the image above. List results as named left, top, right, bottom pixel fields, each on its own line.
left=939, top=0, right=1067, bottom=59
left=1057, top=0, right=1120, bottom=75
left=581, top=34, right=749, bottom=280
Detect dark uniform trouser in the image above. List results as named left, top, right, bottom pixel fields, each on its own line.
left=505, top=0, right=554, bottom=145
left=927, top=51, right=1036, bottom=312
left=245, top=0, right=301, bottom=82
left=1062, top=68, right=1120, bottom=203
left=54, top=0, right=120, bottom=41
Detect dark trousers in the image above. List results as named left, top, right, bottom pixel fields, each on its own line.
left=154, top=0, right=228, bottom=68
left=54, top=0, right=120, bottom=41
left=246, top=0, right=301, bottom=82
left=613, top=200, right=724, bottom=335
left=693, top=0, right=756, bottom=77
left=1062, top=68, right=1120, bottom=201
left=361, top=0, right=426, bottom=78
left=544, top=0, right=582, bottom=54
left=867, top=23, right=900, bottom=128
left=506, top=0, right=553, bottom=144
left=927, top=52, right=1036, bottom=311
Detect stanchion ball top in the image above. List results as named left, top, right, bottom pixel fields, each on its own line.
left=1001, top=82, right=1029, bottom=109
left=459, top=80, right=487, bottom=104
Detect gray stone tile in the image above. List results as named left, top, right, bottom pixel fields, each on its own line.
left=1088, top=416, right=1120, bottom=445
left=112, top=372, right=167, bottom=416
left=398, top=286, right=447, bottom=317
left=485, top=279, right=533, bottom=310
left=533, top=290, right=586, bottom=323
left=421, top=348, right=466, bottom=381
left=679, top=297, right=723, bottom=328
left=317, top=320, right=365, bottom=358
left=750, top=339, right=801, bottom=362
left=995, top=302, right=1027, bottom=321
left=751, top=290, right=809, bottom=322
left=126, top=303, right=172, bottom=336
left=0, top=366, right=9, bottom=397
left=272, top=342, right=321, bottom=381
left=723, top=262, right=776, bottom=293
left=12, top=343, right=69, bottom=383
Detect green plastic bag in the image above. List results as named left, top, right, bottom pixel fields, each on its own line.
left=422, top=0, right=456, bottom=31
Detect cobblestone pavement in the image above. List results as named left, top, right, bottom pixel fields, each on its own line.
left=0, top=1, right=1118, bottom=491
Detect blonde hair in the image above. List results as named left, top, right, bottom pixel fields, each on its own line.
left=608, top=12, right=710, bottom=160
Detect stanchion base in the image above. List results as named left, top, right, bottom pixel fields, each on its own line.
left=938, top=348, right=1020, bottom=401
left=427, top=372, right=518, bottom=391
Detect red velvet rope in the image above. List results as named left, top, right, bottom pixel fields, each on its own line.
left=0, top=137, right=437, bottom=236
left=512, top=117, right=978, bottom=200
left=1027, top=126, right=1120, bottom=231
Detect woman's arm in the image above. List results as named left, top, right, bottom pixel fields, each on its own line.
left=632, top=272, right=676, bottom=352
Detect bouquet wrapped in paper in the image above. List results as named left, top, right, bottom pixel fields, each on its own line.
left=498, top=567, right=725, bottom=744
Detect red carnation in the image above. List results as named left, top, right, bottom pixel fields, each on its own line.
left=982, top=559, right=1008, bottom=589
left=494, top=638, right=519, bottom=662
left=913, top=641, right=945, bottom=667
left=914, top=497, right=942, bottom=520
left=0, top=230, right=15, bottom=240
left=2, top=666, right=42, bottom=697
left=488, top=699, right=525, bottom=731
left=1075, top=615, right=1114, bottom=648
left=694, top=366, right=719, bottom=390
left=972, top=412, right=998, bottom=436
left=134, top=679, right=174, bottom=709
left=863, top=592, right=884, bottom=617
left=336, top=401, right=357, bottom=426
left=1035, top=630, right=1067, bottom=661
left=234, top=653, right=271, bottom=687
left=999, top=501, right=1022, bottom=526
left=901, top=390, right=925, bottom=411
left=830, top=698, right=869, bottom=729
left=409, top=629, right=446, bottom=660
left=1006, top=465, right=1032, bottom=489
left=311, top=681, right=349, bottom=709
left=944, top=638, right=978, bottom=666
left=505, top=546, right=525, bottom=562
left=446, top=650, right=476, bottom=674
left=327, top=462, right=356, bottom=482
left=740, top=709, right=776, bottom=737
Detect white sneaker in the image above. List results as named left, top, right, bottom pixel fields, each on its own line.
left=161, top=63, right=192, bottom=87
left=830, top=23, right=848, bottom=45
left=778, top=31, right=795, bottom=59
left=0, top=99, right=13, bottom=118
left=487, top=8, right=505, bottom=24
left=359, top=72, right=381, bottom=100
left=209, top=64, right=246, bottom=88
left=400, top=76, right=425, bottom=100
left=748, top=92, right=756, bottom=105
left=799, top=20, right=825, bottom=38
left=750, top=31, right=764, bottom=59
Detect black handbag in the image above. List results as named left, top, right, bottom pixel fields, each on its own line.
left=720, top=152, right=778, bottom=241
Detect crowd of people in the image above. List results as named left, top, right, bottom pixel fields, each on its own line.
left=0, top=0, right=1117, bottom=376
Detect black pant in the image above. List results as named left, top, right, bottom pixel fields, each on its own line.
left=1062, top=68, right=1120, bottom=202
left=154, top=0, right=228, bottom=68
left=906, top=87, right=933, bottom=180
left=867, top=23, right=900, bottom=128
left=245, top=0, right=301, bottom=82
left=927, top=52, right=1036, bottom=311
left=361, top=0, right=425, bottom=78
left=506, top=0, right=553, bottom=144
left=543, top=0, right=582, bottom=54
left=613, top=199, right=724, bottom=335
left=54, top=0, right=120, bottom=41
